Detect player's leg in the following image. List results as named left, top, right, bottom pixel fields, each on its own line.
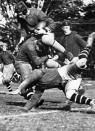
left=14, top=61, right=34, bottom=96
left=23, top=88, right=44, bottom=111
left=8, top=69, right=43, bottom=97
left=63, top=78, right=83, bottom=110
left=2, top=64, right=14, bottom=92
left=65, top=79, right=95, bottom=110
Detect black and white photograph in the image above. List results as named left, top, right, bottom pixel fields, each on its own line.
left=0, top=0, right=95, bottom=130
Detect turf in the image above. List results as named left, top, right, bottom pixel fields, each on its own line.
left=0, top=80, right=95, bottom=131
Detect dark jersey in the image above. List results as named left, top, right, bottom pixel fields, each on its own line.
left=36, top=68, right=62, bottom=89
left=18, top=7, right=55, bottom=37
left=16, top=37, right=48, bottom=69
left=0, top=51, right=15, bottom=65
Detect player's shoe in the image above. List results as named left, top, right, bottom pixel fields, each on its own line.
left=63, top=100, right=72, bottom=111
left=34, top=99, right=44, bottom=108
left=86, top=100, right=95, bottom=113
left=7, top=85, right=12, bottom=92
left=90, top=100, right=95, bottom=110
left=6, top=89, right=20, bottom=95
left=22, top=100, right=35, bottom=112
left=23, top=98, right=44, bottom=111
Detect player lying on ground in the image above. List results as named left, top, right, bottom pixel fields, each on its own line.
left=8, top=32, right=95, bottom=111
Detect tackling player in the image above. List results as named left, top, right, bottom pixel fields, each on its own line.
left=9, top=32, right=95, bottom=112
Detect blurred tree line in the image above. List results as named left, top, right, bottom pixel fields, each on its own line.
left=0, top=0, right=95, bottom=79
left=3, top=0, right=95, bottom=37
left=1, top=0, right=95, bottom=69
left=1, top=0, right=95, bottom=41
left=37, top=0, right=95, bottom=36
left=0, top=0, right=95, bottom=46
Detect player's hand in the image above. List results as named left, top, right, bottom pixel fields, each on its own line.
left=71, top=57, right=79, bottom=63
left=45, top=27, right=51, bottom=33
left=87, top=32, right=95, bottom=47
left=34, top=28, right=46, bottom=35
left=64, top=59, right=70, bottom=65
left=52, top=55, right=59, bottom=60
left=48, top=55, right=52, bottom=59
left=6, top=89, right=20, bottom=95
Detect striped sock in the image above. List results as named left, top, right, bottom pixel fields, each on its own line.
left=78, top=47, right=91, bottom=59
left=7, top=85, right=12, bottom=92
left=5, top=83, right=12, bottom=92
left=26, top=92, right=34, bottom=100
left=70, top=93, right=92, bottom=105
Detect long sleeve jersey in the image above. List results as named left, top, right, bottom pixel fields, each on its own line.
left=0, top=51, right=15, bottom=65
left=62, top=31, right=87, bottom=57
left=16, top=37, right=48, bottom=69
left=18, top=7, right=55, bottom=37
left=26, top=7, right=55, bottom=30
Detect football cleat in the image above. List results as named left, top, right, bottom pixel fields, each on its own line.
left=86, top=100, right=95, bottom=113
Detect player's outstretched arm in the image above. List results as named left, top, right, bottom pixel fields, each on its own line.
left=87, top=32, right=95, bottom=47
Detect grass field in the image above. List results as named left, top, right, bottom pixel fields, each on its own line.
left=0, top=79, right=95, bottom=131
